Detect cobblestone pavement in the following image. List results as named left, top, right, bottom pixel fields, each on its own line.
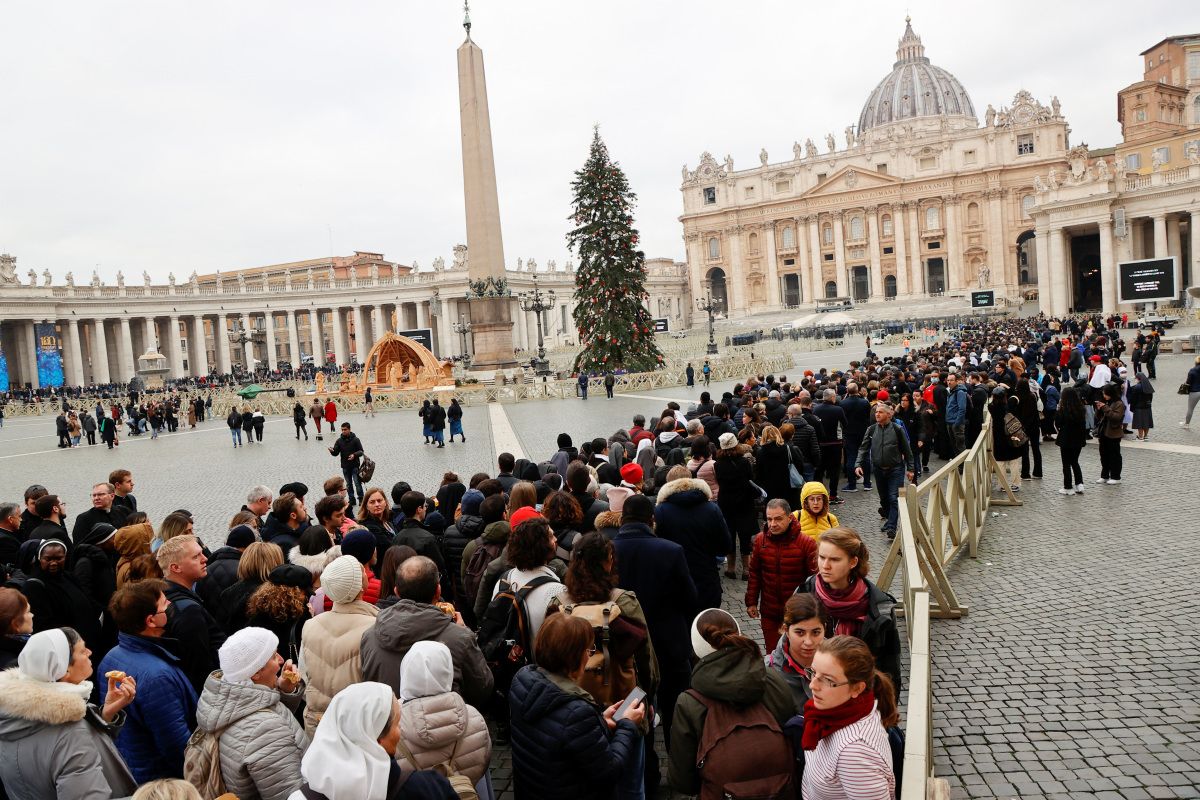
left=3, top=333, right=1199, bottom=798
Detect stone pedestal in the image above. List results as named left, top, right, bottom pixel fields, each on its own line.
left=136, top=350, right=171, bottom=388
left=467, top=297, right=517, bottom=369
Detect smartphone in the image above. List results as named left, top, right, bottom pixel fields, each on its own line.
left=614, top=686, right=647, bottom=721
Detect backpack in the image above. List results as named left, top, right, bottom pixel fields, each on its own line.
left=1003, top=412, right=1028, bottom=447
left=183, top=725, right=227, bottom=799
left=476, top=574, right=557, bottom=695
left=357, top=454, right=376, bottom=483
left=558, top=592, right=647, bottom=706
left=394, top=733, right=479, bottom=800
left=462, top=539, right=503, bottom=604
left=683, top=689, right=794, bottom=800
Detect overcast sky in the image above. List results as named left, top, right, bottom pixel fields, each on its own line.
left=0, top=0, right=1177, bottom=281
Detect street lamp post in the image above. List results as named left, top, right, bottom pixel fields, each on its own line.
left=696, top=292, right=722, bottom=355
left=227, top=322, right=265, bottom=375
left=452, top=315, right=472, bottom=369
left=518, top=274, right=556, bottom=376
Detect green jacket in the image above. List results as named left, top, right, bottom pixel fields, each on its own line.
left=460, top=520, right=510, bottom=588
left=667, top=645, right=795, bottom=796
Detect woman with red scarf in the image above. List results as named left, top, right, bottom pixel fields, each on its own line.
left=801, top=636, right=900, bottom=800
left=800, top=527, right=902, bottom=694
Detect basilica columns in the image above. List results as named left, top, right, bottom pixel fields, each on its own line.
left=1099, top=218, right=1117, bottom=313
left=907, top=203, right=924, bottom=296
left=893, top=205, right=910, bottom=297
left=866, top=208, right=883, bottom=299
left=763, top=223, right=782, bottom=307
left=945, top=199, right=964, bottom=291
left=1049, top=228, right=1069, bottom=316
left=1152, top=214, right=1168, bottom=259
left=415, top=300, right=430, bottom=330
left=807, top=217, right=823, bottom=300
left=91, top=319, right=111, bottom=384
left=831, top=213, right=848, bottom=297
left=1191, top=207, right=1200, bottom=290
left=352, top=306, right=369, bottom=362
left=986, top=191, right=1006, bottom=289
left=22, top=322, right=39, bottom=390
left=191, top=315, right=209, bottom=376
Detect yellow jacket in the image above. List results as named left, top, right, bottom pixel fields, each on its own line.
left=793, top=481, right=838, bottom=543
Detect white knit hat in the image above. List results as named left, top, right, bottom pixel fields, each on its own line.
left=322, top=555, right=365, bottom=604
left=219, top=627, right=279, bottom=684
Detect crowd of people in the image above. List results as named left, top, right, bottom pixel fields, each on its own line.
left=0, top=310, right=1177, bottom=800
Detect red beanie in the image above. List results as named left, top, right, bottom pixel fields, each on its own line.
left=620, top=463, right=644, bottom=486
left=876, top=389, right=890, bottom=402
left=509, top=506, right=542, bottom=528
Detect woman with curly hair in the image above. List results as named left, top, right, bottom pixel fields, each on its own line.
left=541, top=491, right=584, bottom=554
left=246, top=564, right=313, bottom=662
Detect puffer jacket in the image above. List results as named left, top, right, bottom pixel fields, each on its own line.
left=668, top=644, right=795, bottom=796
left=441, top=513, right=484, bottom=604
left=196, top=546, right=243, bottom=615
left=653, top=478, right=731, bottom=610
left=794, top=481, right=838, bottom=542
left=113, top=522, right=154, bottom=588
left=508, top=665, right=641, bottom=800
left=745, top=519, right=817, bottom=621
left=300, top=599, right=378, bottom=736
left=195, top=671, right=309, bottom=800
left=396, top=691, right=491, bottom=783
left=0, top=669, right=137, bottom=800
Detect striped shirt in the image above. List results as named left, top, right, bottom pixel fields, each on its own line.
left=801, top=704, right=895, bottom=800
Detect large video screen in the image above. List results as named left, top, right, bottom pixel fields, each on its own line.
left=1118, top=258, right=1176, bottom=304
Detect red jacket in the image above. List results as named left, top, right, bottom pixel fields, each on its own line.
left=324, top=401, right=337, bottom=423
left=745, top=519, right=817, bottom=621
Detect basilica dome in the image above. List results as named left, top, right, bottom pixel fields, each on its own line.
left=857, top=18, right=976, bottom=133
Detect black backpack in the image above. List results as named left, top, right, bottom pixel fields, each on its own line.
left=476, top=575, right=556, bottom=695
left=462, top=539, right=503, bottom=605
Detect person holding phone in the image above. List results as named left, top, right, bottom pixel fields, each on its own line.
left=508, top=613, right=645, bottom=800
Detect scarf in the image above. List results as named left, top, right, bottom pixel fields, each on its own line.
left=813, top=576, right=869, bottom=636
left=801, top=690, right=876, bottom=751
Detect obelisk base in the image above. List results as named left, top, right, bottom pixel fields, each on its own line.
left=467, top=297, right=518, bottom=370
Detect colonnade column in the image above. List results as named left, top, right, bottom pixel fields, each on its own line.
left=262, top=311, right=278, bottom=371
left=191, top=315, right=209, bottom=376
left=1153, top=214, right=1168, bottom=259
left=167, top=315, right=185, bottom=378
left=91, top=319, right=111, bottom=384
left=215, top=315, right=232, bottom=375
left=65, top=319, right=85, bottom=386
left=893, top=205, right=909, bottom=297
left=831, top=213, right=848, bottom=297
left=415, top=301, right=430, bottom=330
left=907, top=202, right=924, bottom=295
left=309, top=309, right=324, bottom=365
left=286, top=310, right=302, bottom=367
left=1099, top=218, right=1117, bottom=314
left=118, top=318, right=135, bottom=382
left=372, top=305, right=386, bottom=341
left=1166, top=216, right=1182, bottom=289
left=807, top=217, right=823, bottom=301
left=143, top=317, right=158, bottom=353
left=22, top=322, right=40, bottom=390
left=866, top=207, right=883, bottom=299
left=331, top=309, right=349, bottom=369
left=794, top=217, right=811, bottom=305
left=352, top=306, right=369, bottom=362
left=945, top=198, right=963, bottom=291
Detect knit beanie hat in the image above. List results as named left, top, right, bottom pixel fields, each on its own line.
left=718, top=432, right=738, bottom=451
left=619, top=463, right=644, bottom=486
left=509, top=506, right=542, bottom=528
left=226, top=524, right=257, bottom=549
left=321, top=555, right=365, bottom=604
left=340, top=530, right=376, bottom=565
left=219, top=627, right=279, bottom=684
left=460, top=489, right=485, bottom=517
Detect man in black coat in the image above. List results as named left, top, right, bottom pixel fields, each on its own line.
left=160, top=534, right=227, bottom=694
left=195, top=525, right=254, bottom=616
left=30, top=494, right=71, bottom=548
left=611, top=495, right=697, bottom=751
left=812, top=390, right=848, bottom=505
left=394, top=492, right=451, bottom=595
left=17, top=485, right=48, bottom=541
left=260, top=492, right=311, bottom=555
left=328, top=423, right=365, bottom=506
left=839, top=384, right=871, bottom=492
left=0, top=503, right=23, bottom=573
left=71, top=482, right=130, bottom=546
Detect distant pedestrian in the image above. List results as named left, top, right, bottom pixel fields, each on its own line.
left=310, top=398, right=325, bottom=439
left=364, top=386, right=375, bottom=417
left=428, top=400, right=447, bottom=448
left=448, top=398, right=465, bottom=443
left=685, top=363, right=695, bottom=387
left=227, top=407, right=243, bottom=448
left=329, top=422, right=366, bottom=505
left=577, top=371, right=589, bottom=399
left=419, top=400, right=432, bottom=444
left=240, top=406, right=255, bottom=445
left=252, top=407, right=266, bottom=442
left=702, top=360, right=711, bottom=386
left=82, top=411, right=97, bottom=446
left=604, top=372, right=615, bottom=399
left=293, top=401, right=309, bottom=440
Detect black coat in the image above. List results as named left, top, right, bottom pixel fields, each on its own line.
left=427, top=405, right=447, bottom=431
left=1053, top=407, right=1088, bottom=450
left=359, top=516, right=397, bottom=572
left=196, top=547, right=242, bottom=617
left=70, top=506, right=129, bottom=546
left=569, top=492, right=609, bottom=534
left=440, top=514, right=483, bottom=604
left=0, top=633, right=25, bottom=672
left=611, top=522, right=698, bottom=668
left=0, top=529, right=20, bottom=571
left=164, top=581, right=228, bottom=695
left=218, top=578, right=263, bottom=632
left=653, top=480, right=731, bottom=611
left=754, top=442, right=795, bottom=504
left=508, top=666, right=642, bottom=800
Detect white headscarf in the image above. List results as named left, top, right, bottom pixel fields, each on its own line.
left=301, top=682, right=395, bottom=800
left=399, top=640, right=453, bottom=702
left=17, top=628, right=92, bottom=699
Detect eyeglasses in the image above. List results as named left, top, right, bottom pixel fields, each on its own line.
left=587, top=646, right=597, bottom=657
left=802, top=667, right=851, bottom=689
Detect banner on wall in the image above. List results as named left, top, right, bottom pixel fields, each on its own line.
left=35, top=323, right=64, bottom=388
left=0, top=344, right=8, bottom=392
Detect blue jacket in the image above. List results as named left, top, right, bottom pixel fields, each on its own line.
left=508, top=666, right=640, bottom=800
left=612, top=522, right=698, bottom=668
left=944, top=385, right=968, bottom=426
left=98, top=633, right=198, bottom=784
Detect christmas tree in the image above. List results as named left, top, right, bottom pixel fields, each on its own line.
left=567, top=129, right=664, bottom=374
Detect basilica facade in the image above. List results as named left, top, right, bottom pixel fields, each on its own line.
left=679, top=19, right=1200, bottom=318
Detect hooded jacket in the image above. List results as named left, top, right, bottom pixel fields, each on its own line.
left=795, top=481, right=838, bottom=542
left=441, top=513, right=484, bottom=602
left=767, top=636, right=813, bottom=714
left=300, top=599, right=378, bottom=736
left=196, top=545, right=243, bottom=615
left=667, top=645, right=795, bottom=795
left=746, top=519, right=817, bottom=621
left=507, top=666, right=641, bottom=800
left=653, top=478, right=731, bottom=611
left=114, top=523, right=154, bottom=588
left=359, top=599, right=493, bottom=709
left=195, top=672, right=309, bottom=800
left=0, top=669, right=137, bottom=800
left=394, top=644, right=491, bottom=783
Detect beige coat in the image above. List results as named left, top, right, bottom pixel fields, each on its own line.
left=395, top=690, right=492, bottom=783
left=299, top=599, right=378, bottom=736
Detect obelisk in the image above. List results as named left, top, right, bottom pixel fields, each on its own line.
left=457, top=1, right=517, bottom=369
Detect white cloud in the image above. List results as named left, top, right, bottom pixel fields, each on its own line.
left=0, top=0, right=1173, bottom=280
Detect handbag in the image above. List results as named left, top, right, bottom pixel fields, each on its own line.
left=785, top=446, right=804, bottom=489
left=1179, top=383, right=1190, bottom=396
left=357, top=454, right=376, bottom=482
left=1002, top=413, right=1028, bottom=448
